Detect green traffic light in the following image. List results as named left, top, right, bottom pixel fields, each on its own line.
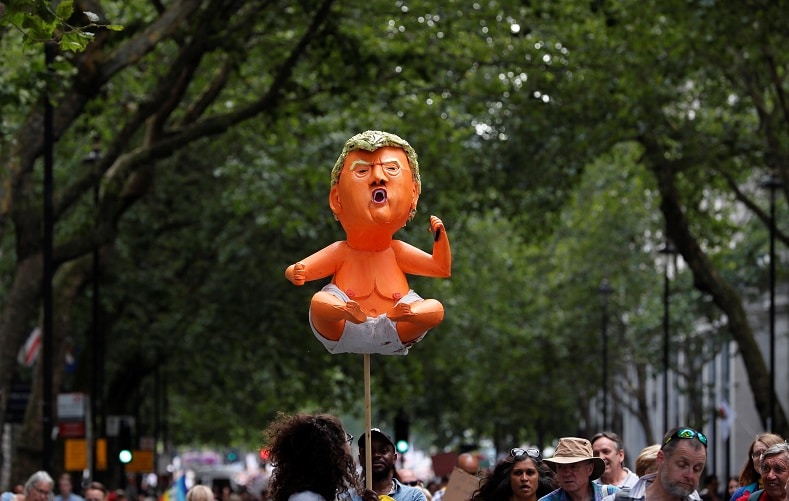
left=396, top=440, right=409, bottom=453
left=119, top=450, right=133, bottom=464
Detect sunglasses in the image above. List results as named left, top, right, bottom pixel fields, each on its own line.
left=345, top=432, right=354, bottom=444
left=403, top=481, right=420, bottom=486
left=510, top=448, right=541, bottom=460
left=663, top=428, right=708, bottom=448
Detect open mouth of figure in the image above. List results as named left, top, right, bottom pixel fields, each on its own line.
left=372, top=188, right=387, bottom=204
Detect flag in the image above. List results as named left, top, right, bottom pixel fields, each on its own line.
left=17, top=327, right=41, bottom=366
left=719, top=400, right=735, bottom=440
left=159, top=474, right=187, bottom=501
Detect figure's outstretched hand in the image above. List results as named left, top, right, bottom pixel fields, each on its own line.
left=287, top=262, right=306, bottom=286
left=429, top=215, right=445, bottom=242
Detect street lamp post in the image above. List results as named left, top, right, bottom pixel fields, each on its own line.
left=599, top=278, right=614, bottom=430
left=659, top=240, right=677, bottom=432
left=760, top=173, right=783, bottom=432
left=42, top=40, right=56, bottom=473
left=83, top=145, right=103, bottom=481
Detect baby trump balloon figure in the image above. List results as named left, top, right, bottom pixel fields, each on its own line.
left=285, top=130, right=452, bottom=355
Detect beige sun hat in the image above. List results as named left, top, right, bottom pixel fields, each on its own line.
left=542, top=437, right=606, bottom=480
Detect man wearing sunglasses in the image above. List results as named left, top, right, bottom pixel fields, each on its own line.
left=604, top=427, right=707, bottom=501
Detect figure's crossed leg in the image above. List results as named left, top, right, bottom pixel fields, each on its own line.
left=390, top=299, right=444, bottom=343
left=310, top=291, right=367, bottom=341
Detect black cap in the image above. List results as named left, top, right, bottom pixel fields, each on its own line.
left=358, top=428, right=395, bottom=449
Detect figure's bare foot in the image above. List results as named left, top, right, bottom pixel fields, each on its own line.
left=343, top=300, right=367, bottom=324
left=387, top=302, right=415, bottom=322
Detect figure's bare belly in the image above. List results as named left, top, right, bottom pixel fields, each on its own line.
left=332, top=248, right=410, bottom=317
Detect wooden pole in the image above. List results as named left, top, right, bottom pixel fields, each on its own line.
left=364, top=353, right=372, bottom=490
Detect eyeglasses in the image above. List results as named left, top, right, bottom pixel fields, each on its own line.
left=751, top=450, right=766, bottom=460
left=663, top=428, right=708, bottom=448
left=34, top=487, right=52, bottom=497
left=345, top=432, right=354, bottom=444
left=510, top=448, right=541, bottom=460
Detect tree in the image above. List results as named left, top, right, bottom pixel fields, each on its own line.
left=1, top=0, right=787, bottom=479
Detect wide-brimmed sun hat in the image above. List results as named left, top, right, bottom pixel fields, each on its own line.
left=543, top=437, right=606, bottom=481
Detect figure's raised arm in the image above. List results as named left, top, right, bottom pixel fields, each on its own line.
left=285, top=241, right=347, bottom=285
left=392, top=215, right=451, bottom=278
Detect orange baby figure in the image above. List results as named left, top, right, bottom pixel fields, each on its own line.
left=285, top=130, right=451, bottom=355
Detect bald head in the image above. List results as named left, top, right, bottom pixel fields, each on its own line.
left=457, top=453, right=479, bottom=475
left=399, top=469, right=418, bottom=484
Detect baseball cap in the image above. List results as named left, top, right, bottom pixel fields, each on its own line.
left=358, top=428, right=395, bottom=449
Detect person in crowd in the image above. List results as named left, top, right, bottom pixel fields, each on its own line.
left=264, top=412, right=363, bottom=501
left=54, top=474, right=84, bottom=501
left=433, top=453, right=481, bottom=501
left=701, top=475, right=722, bottom=501
left=84, top=483, right=108, bottom=501
left=3, top=472, right=55, bottom=501
left=539, top=437, right=618, bottom=501
left=733, top=443, right=789, bottom=501
left=728, top=479, right=740, bottom=499
left=605, top=427, right=707, bottom=501
left=353, top=428, right=426, bottom=501
left=471, top=447, right=557, bottom=501
left=459, top=454, right=482, bottom=477
left=398, top=470, right=432, bottom=501
left=591, top=432, right=639, bottom=489
left=634, top=444, right=660, bottom=477
left=187, top=486, right=214, bottom=501
left=731, top=433, right=785, bottom=501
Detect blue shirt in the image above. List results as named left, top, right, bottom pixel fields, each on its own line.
left=55, top=494, right=85, bottom=501
left=348, top=479, right=426, bottom=501
left=731, top=483, right=759, bottom=501
left=540, top=482, right=618, bottom=501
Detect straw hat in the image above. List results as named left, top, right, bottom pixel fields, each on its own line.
left=543, top=437, right=606, bottom=480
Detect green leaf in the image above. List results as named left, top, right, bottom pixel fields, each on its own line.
left=55, top=0, right=74, bottom=20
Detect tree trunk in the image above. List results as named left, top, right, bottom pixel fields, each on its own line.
left=12, top=255, right=93, bottom=480
left=647, top=148, right=788, bottom=436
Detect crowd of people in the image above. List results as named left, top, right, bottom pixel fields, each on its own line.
left=3, top=417, right=788, bottom=501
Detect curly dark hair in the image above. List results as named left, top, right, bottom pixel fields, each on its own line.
left=264, top=413, right=360, bottom=501
left=470, top=454, right=557, bottom=501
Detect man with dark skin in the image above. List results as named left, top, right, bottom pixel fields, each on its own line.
left=352, top=429, right=426, bottom=501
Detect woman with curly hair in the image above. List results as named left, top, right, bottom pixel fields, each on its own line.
left=264, top=413, right=360, bottom=501
left=470, top=448, right=557, bottom=501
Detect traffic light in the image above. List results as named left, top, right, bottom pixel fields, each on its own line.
left=394, top=414, right=409, bottom=453
left=118, top=421, right=133, bottom=464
